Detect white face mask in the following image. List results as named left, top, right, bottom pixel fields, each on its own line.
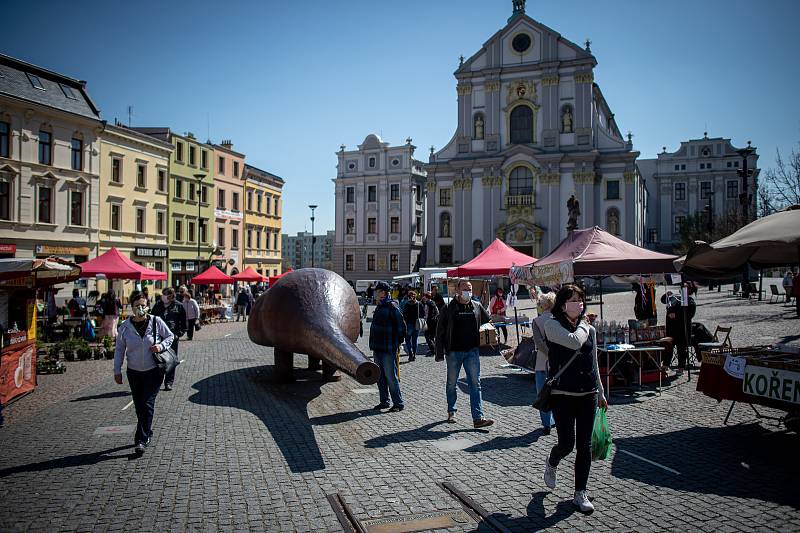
left=461, top=290, right=472, bottom=301
left=134, top=305, right=149, bottom=317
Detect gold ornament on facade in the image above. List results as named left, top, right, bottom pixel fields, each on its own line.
left=481, top=175, right=502, bottom=187
left=573, top=170, right=596, bottom=184
left=574, top=72, right=594, bottom=84
left=623, top=171, right=636, bottom=184
left=453, top=178, right=473, bottom=190
left=541, top=75, right=560, bottom=87
left=507, top=205, right=533, bottom=218
left=456, top=84, right=473, bottom=95
left=540, top=171, right=560, bottom=185
left=506, top=79, right=537, bottom=105
left=426, top=181, right=437, bottom=192
left=485, top=80, right=501, bottom=92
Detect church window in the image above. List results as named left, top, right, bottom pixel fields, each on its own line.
left=368, top=185, right=377, bottom=202
left=606, top=208, right=620, bottom=236
left=440, top=212, right=451, bottom=238
left=606, top=180, right=620, bottom=200
left=390, top=183, right=400, bottom=201
left=368, top=156, right=376, bottom=168
left=510, top=105, right=533, bottom=144
left=345, top=186, right=354, bottom=203
left=674, top=183, right=686, bottom=201
left=511, top=33, right=531, bottom=54
left=673, top=216, right=686, bottom=235
left=726, top=180, right=738, bottom=199
left=508, top=166, right=533, bottom=196
left=367, top=217, right=377, bottom=234
left=700, top=181, right=712, bottom=199
left=439, top=188, right=451, bottom=206
left=439, top=245, right=453, bottom=265
left=345, top=254, right=354, bottom=271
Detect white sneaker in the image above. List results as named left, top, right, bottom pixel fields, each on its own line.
left=544, top=459, right=557, bottom=489
left=573, top=490, right=594, bottom=512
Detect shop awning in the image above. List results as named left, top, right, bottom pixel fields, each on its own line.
left=0, top=257, right=82, bottom=287
left=78, top=248, right=167, bottom=281
left=191, top=265, right=233, bottom=285
left=232, top=266, right=267, bottom=282
left=447, top=239, right=537, bottom=277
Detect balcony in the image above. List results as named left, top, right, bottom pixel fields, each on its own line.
left=505, top=194, right=535, bottom=208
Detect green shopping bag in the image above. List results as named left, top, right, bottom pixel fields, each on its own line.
left=591, top=408, right=612, bottom=461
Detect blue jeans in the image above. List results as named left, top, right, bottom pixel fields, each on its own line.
left=446, top=348, right=484, bottom=421
left=404, top=323, right=418, bottom=355
left=374, top=351, right=403, bottom=407
left=534, top=370, right=556, bottom=428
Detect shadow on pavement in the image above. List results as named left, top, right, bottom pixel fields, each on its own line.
left=466, top=492, right=579, bottom=532
left=463, top=427, right=545, bottom=453
left=612, top=424, right=800, bottom=507
left=309, top=409, right=382, bottom=426
left=363, top=420, right=478, bottom=449
left=70, top=391, right=131, bottom=402
left=0, top=445, right=134, bottom=478
left=189, top=364, right=334, bottom=474
left=457, top=374, right=535, bottom=407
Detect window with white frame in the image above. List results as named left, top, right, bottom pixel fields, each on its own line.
left=136, top=207, right=145, bottom=233
left=111, top=204, right=121, bottom=231
left=69, top=190, right=83, bottom=226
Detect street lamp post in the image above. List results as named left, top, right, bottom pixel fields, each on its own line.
left=308, top=204, right=317, bottom=268
left=194, top=173, right=206, bottom=272
left=736, top=142, right=755, bottom=298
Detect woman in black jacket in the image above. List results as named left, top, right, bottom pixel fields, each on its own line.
left=401, top=291, right=423, bottom=361
left=542, top=284, right=607, bottom=513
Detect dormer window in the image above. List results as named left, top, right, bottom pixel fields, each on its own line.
left=60, top=84, right=77, bottom=99
left=27, top=73, right=45, bottom=90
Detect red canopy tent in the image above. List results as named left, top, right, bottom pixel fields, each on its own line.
left=78, top=247, right=167, bottom=280
left=232, top=266, right=267, bottom=282
left=268, top=268, right=292, bottom=287
left=191, top=265, right=233, bottom=285
left=447, top=239, right=537, bottom=277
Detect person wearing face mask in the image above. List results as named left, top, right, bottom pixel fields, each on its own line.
left=435, top=280, right=494, bottom=428
left=114, top=291, right=174, bottom=455
left=150, top=287, right=187, bottom=391
left=542, top=284, right=608, bottom=513
left=368, top=281, right=407, bottom=412
left=489, top=287, right=509, bottom=345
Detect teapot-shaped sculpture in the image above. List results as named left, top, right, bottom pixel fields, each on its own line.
left=248, top=268, right=379, bottom=385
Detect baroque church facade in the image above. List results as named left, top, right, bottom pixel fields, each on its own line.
left=424, top=2, right=644, bottom=266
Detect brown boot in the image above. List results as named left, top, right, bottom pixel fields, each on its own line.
left=473, top=418, right=495, bottom=429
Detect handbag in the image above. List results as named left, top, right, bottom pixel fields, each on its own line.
left=532, top=349, right=581, bottom=412
left=151, top=316, right=179, bottom=375
left=416, top=317, right=427, bottom=332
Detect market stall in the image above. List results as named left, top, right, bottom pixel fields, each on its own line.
left=192, top=266, right=234, bottom=323
left=0, top=258, right=81, bottom=405
left=268, top=269, right=292, bottom=288
left=232, top=266, right=268, bottom=283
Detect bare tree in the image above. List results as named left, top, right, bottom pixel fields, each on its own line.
left=761, top=143, right=800, bottom=212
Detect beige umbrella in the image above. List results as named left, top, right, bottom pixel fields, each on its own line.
left=675, top=205, right=800, bottom=279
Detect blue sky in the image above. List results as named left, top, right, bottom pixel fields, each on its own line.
left=4, top=0, right=798, bottom=234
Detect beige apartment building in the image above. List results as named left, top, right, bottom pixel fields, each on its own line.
left=243, top=164, right=284, bottom=277
left=212, top=140, right=245, bottom=276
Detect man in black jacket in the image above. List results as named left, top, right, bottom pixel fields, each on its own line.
left=151, top=287, right=186, bottom=390
left=436, top=280, right=494, bottom=428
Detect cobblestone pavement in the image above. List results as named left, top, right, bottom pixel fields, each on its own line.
left=1, top=288, right=798, bottom=532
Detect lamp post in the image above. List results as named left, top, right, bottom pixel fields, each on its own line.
left=194, top=173, right=206, bottom=272
left=308, top=204, right=317, bottom=268
left=736, top=141, right=755, bottom=298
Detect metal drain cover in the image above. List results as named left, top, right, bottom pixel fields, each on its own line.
left=361, top=509, right=474, bottom=532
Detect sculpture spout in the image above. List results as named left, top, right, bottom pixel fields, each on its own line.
left=247, top=268, right=379, bottom=385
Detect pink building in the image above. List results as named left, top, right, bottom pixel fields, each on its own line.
left=212, top=140, right=245, bottom=276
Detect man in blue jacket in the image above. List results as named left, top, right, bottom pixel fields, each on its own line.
left=369, top=281, right=407, bottom=412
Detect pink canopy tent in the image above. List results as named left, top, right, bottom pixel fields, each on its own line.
left=232, top=266, right=267, bottom=282
left=447, top=239, right=537, bottom=277
left=268, top=268, right=292, bottom=287
left=78, top=247, right=167, bottom=280
left=191, top=265, right=233, bottom=285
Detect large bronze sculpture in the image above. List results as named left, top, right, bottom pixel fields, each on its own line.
left=247, top=268, right=379, bottom=385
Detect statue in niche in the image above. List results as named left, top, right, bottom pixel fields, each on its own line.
left=474, top=115, right=484, bottom=140
left=562, top=106, right=573, bottom=133
left=567, top=194, right=581, bottom=232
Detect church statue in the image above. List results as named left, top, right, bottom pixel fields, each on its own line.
left=566, top=194, right=581, bottom=231
left=442, top=216, right=450, bottom=237
left=474, top=115, right=484, bottom=140
left=562, top=106, right=573, bottom=133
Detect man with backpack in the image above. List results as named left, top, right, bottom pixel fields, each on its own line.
left=369, top=281, right=407, bottom=412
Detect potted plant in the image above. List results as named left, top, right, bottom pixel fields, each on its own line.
left=62, top=338, right=77, bottom=362
left=76, top=339, right=92, bottom=361
left=102, top=336, right=115, bottom=360
left=48, top=342, right=62, bottom=360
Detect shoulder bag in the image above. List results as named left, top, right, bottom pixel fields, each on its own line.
left=532, top=349, right=581, bottom=412
left=151, top=315, right=179, bottom=375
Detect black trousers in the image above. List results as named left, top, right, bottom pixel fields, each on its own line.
left=163, top=339, right=179, bottom=386
left=127, top=367, right=163, bottom=445
left=424, top=318, right=437, bottom=354
left=186, top=319, right=196, bottom=340
left=496, top=324, right=508, bottom=344
left=549, top=393, right=597, bottom=492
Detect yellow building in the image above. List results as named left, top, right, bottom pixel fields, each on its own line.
left=98, top=124, right=173, bottom=292
left=243, top=164, right=284, bottom=277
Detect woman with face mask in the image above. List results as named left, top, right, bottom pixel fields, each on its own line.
left=542, top=284, right=607, bottom=513
left=113, top=291, right=175, bottom=456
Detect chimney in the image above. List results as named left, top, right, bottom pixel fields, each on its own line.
left=221, top=139, right=233, bottom=150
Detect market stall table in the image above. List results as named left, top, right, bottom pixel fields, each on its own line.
left=599, top=345, right=665, bottom=396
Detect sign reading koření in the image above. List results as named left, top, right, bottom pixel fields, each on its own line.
left=743, top=365, right=800, bottom=405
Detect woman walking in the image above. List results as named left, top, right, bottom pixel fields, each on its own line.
left=489, top=287, right=509, bottom=344
left=531, top=292, right=556, bottom=434
left=113, top=291, right=174, bottom=455
left=182, top=290, right=201, bottom=341
left=101, top=289, right=122, bottom=339
left=543, top=284, right=607, bottom=513
left=402, top=290, right=423, bottom=361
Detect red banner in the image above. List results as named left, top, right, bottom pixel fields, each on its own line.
left=0, top=244, right=15, bottom=254
left=0, top=340, right=36, bottom=405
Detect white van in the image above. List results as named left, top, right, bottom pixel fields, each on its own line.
left=355, top=280, right=381, bottom=296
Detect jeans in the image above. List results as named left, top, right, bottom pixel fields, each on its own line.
left=127, top=367, right=163, bottom=445
left=163, top=339, right=179, bottom=387
left=446, top=348, right=484, bottom=421
left=534, top=370, right=555, bottom=428
left=374, top=351, right=403, bottom=407
left=187, top=319, right=196, bottom=340
left=549, top=393, right=597, bottom=492
left=404, top=323, right=418, bottom=356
